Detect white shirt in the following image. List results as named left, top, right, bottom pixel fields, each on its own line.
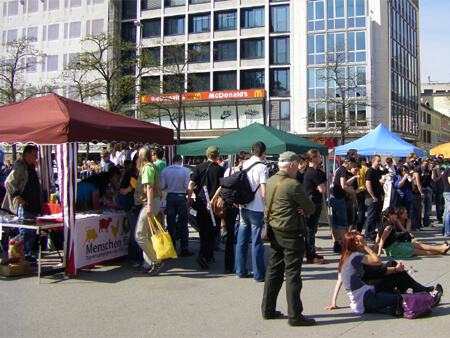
left=241, top=156, right=268, bottom=212
left=110, top=151, right=124, bottom=166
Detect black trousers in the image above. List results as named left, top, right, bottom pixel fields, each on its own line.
left=195, top=202, right=220, bottom=261
left=224, top=207, right=239, bottom=272
left=261, top=231, right=305, bottom=319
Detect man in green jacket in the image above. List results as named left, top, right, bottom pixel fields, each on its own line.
left=261, top=151, right=316, bottom=327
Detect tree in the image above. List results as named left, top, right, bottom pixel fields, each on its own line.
left=0, top=37, right=46, bottom=104
left=311, top=45, right=374, bottom=145
left=139, top=44, right=210, bottom=147
left=68, top=33, right=141, bottom=113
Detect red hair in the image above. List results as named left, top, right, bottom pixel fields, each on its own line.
left=338, top=231, right=362, bottom=273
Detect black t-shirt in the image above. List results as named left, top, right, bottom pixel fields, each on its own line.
left=120, top=168, right=138, bottom=212
left=191, top=161, right=225, bottom=205
left=303, top=166, right=327, bottom=203
left=434, top=167, right=445, bottom=193
left=366, top=167, right=384, bottom=199
left=332, top=166, right=348, bottom=199
left=443, top=168, right=450, bottom=193
left=378, top=221, right=396, bottom=249
left=22, top=163, right=41, bottom=215
left=82, top=172, right=112, bottom=196
left=419, top=165, right=432, bottom=188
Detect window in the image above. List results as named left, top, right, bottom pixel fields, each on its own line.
left=270, top=5, right=289, bottom=32
left=8, top=1, right=19, bottom=16
left=143, top=18, right=161, bottom=38
left=270, top=37, right=290, bottom=64
left=142, top=0, right=161, bottom=10
left=47, top=55, right=59, bottom=72
left=91, top=19, right=104, bottom=35
left=348, top=0, right=366, bottom=28
left=26, top=26, right=38, bottom=40
left=214, top=71, right=237, bottom=91
left=141, top=76, right=161, bottom=95
left=189, top=0, right=210, bottom=3
left=215, top=11, right=237, bottom=31
left=348, top=31, right=366, bottom=62
left=308, top=68, right=325, bottom=99
left=122, top=0, right=136, bottom=20
left=189, top=13, right=210, bottom=33
left=121, top=22, right=135, bottom=42
left=163, top=74, right=185, bottom=94
left=48, top=24, right=59, bottom=41
left=270, top=101, right=290, bottom=132
left=241, top=69, right=264, bottom=89
left=69, top=22, right=82, bottom=39
left=241, top=38, right=264, bottom=59
left=165, top=16, right=185, bottom=36
left=188, top=43, right=210, bottom=63
left=71, top=0, right=82, bottom=7
left=307, top=0, right=324, bottom=31
left=327, top=0, right=345, bottom=29
left=26, top=57, right=37, bottom=73
left=142, top=47, right=160, bottom=67
left=165, top=0, right=185, bottom=6
left=163, top=45, right=185, bottom=65
left=214, top=40, right=237, bottom=61
left=308, top=34, right=325, bottom=65
left=241, top=7, right=264, bottom=28
left=6, top=29, right=18, bottom=42
left=188, top=73, right=210, bottom=92
left=270, top=68, right=290, bottom=97
left=327, top=32, right=346, bottom=61
left=28, top=0, right=38, bottom=13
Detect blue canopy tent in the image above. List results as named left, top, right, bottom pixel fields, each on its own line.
left=335, top=123, right=424, bottom=157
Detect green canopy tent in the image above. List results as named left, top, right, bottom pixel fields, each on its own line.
left=177, top=123, right=328, bottom=156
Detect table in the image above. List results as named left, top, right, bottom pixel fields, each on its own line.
left=0, top=220, right=64, bottom=283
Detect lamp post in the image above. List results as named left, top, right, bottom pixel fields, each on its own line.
left=134, top=19, right=143, bottom=120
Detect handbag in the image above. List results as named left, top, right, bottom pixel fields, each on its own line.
left=261, top=176, right=289, bottom=243
left=148, top=215, right=178, bottom=260
left=402, top=293, right=435, bottom=319
left=211, top=196, right=227, bottom=219
left=395, top=232, right=412, bottom=243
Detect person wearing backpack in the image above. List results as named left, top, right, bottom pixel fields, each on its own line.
left=235, top=142, right=269, bottom=282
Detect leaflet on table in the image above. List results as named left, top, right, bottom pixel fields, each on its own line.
left=37, top=211, right=124, bottom=222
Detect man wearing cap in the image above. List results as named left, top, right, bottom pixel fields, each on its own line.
left=365, top=154, right=386, bottom=240
left=329, top=156, right=356, bottom=252
left=187, top=146, right=225, bottom=269
left=235, top=141, right=269, bottom=282
left=261, top=151, right=316, bottom=326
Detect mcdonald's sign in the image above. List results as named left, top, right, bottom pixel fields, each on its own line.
left=140, top=89, right=265, bottom=103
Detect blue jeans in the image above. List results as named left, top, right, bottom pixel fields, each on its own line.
left=165, top=194, right=189, bottom=250
left=365, top=198, right=382, bottom=238
left=125, top=210, right=141, bottom=262
left=422, top=187, right=432, bottom=227
left=20, top=211, right=37, bottom=258
left=363, top=290, right=400, bottom=315
left=330, top=197, right=348, bottom=229
left=305, top=203, right=322, bottom=259
left=443, top=192, right=450, bottom=236
left=235, top=208, right=266, bottom=281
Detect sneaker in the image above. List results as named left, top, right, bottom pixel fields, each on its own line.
left=179, top=249, right=194, bottom=257
left=288, top=315, right=316, bottom=327
left=195, top=256, right=209, bottom=270
left=307, top=256, right=326, bottom=264
left=432, top=284, right=443, bottom=307
left=134, top=265, right=152, bottom=274
left=220, top=226, right=227, bottom=238
left=148, top=262, right=164, bottom=276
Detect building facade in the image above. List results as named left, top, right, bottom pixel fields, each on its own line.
left=1, top=0, right=422, bottom=146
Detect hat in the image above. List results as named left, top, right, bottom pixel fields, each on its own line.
left=279, top=151, right=300, bottom=162
left=421, top=157, right=429, bottom=162
left=344, top=156, right=356, bottom=163
left=206, top=146, right=220, bottom=158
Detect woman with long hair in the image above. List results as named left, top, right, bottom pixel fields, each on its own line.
left=375, top=207, right=449, bottom=257
left=394, top=165, right=414, bottom=211
left=133, top=147, right=164, bottom=275
left=110, top=143, right=124, bottom=166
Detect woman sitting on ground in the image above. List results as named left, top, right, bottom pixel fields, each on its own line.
left=325, top=231, right=402, bottom=316
left=375, top=207, right=450, bottom=257
left=394, top=206, right=415, bottom=241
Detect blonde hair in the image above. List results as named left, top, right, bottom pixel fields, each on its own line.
left=137, top=147, right=162, bottom=199
left=300, top=149, right=320, bottom=173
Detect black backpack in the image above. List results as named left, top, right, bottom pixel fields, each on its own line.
left=219, top=162, right=263, bottom=207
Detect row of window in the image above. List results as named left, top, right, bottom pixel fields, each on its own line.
left=2, top=19, right=104, bottom=44
left=391, top=40, right=418, bottom=84
left=141, top=68, right=289, bottom=96
left=125, top=5, right=289, bottom=37
left=391, top=4, right=418, bottom=57
left=3, top=0, right=104, bottom=16
left=141, top=37, right=289, bottom=64
left=307, top=101, right=367, bottom=129
left=307, top=0, right=366, bottom=32
left=391, top=0, right=417, bottom=30
left=391, top=103, right=419, bottom=136
left=391, top=73, right=418, bottom=111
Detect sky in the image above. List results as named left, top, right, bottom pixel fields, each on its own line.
left=419, top=0, right=450, bottom=84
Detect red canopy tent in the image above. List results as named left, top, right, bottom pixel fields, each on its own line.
left=0, top=93, right=174, bottom=275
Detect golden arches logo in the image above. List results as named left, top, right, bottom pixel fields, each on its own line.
left=254, top=90, right=263, bottom=98
left=193, top=93, right=201, bottom=100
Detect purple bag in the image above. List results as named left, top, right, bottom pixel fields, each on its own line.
left=402, top=293, right=435, bottom=319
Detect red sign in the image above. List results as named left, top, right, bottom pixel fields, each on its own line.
left=140, top=89, right=265, bottom=103
left=305, top=137, right=336, bottom=149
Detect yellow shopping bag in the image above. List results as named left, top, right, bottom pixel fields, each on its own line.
left=148, top=215, right=178, bottom=260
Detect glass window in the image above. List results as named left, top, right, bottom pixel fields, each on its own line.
left=308, top=34, right=325, bottom=65
left=122, top=0, right=137, bottom=20
left=92, top=19, right=104, bottom=35
left=163, top=74, right=185, bottom=94
left=214, top=71, right=237, bottom=91
left=215, top=11, right=237, bottom=31
left=241, top=38, right=264, bottom=59
left=48, top=24, right=59, bottom=41
left=142, top=47, right=160, bottom=67
left=270, top=100, right=290, bottom=132
left=270, top=37, right=290, bottom=64
left=270, top=68, right=290, bottom=97
left=163, top=45, right=185, bottom=65
left=270, top=5, right=290, bottom=32
left=189, top=0, right=210, bottom=4
left=189, top=13, right=210, bottom=33
left=71, top=0, right=82, bottom=7
left=27, top=26, right=38, bottom=40
left=121, top=22, right=135, bottom=42
left=28, top=0, right=38, bottom=13
left=143, top=18, right=161, bottom=38
left=188, top=43, right=210, bottom=63
left=241, top=69, right=264, bottom=89
left=142, top=0, right=161, bottom=10
left=348, top=0, right=366, bottom=28
left=188, top=73, right=210, bottom=92
left=214, top=40, right=237, bottom=61
left=47, top=55, right=58, bottom=72
left=241, top=7, right=265, bottom=28
left=27, top=57, right=37, bottom=73
left=164, top=0, right=185, bottom=7
left=307, top=0, right=324, bottom=31
left=70, top=22, right=82, bottom=38
left=165, top=16, right=185, bottom=36
left=8, top=1, right=18, bottom=16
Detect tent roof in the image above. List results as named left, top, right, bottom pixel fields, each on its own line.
left=335, top=123, right=424, bottom=157
left=177, top=123, right=328, bottom=156
left=0, top=93, right=174, bottom=145
left=430, top=143, right=450, bottom=158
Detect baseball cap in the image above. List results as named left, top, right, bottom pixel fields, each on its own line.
left=344, top=156, right=356, bottom=163
left=206, top=146, right=220, bottom=158
left=279, top=151, right=300, bottom=162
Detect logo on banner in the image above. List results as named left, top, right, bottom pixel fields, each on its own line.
left=220, top=110, right=232, bottom=119
left=83, top=217, right=128, bottom=256
left=193, top=93, right=201, bottom=100
left=245, top=109, right=259, bottom=116
left=254, top=90, right=263, bottom=98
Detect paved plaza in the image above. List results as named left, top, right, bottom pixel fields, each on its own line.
left=1, top=224, right=449, bottom=337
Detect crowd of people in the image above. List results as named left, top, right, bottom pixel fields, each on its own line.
left=2, top=141, right=448, bottom=326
